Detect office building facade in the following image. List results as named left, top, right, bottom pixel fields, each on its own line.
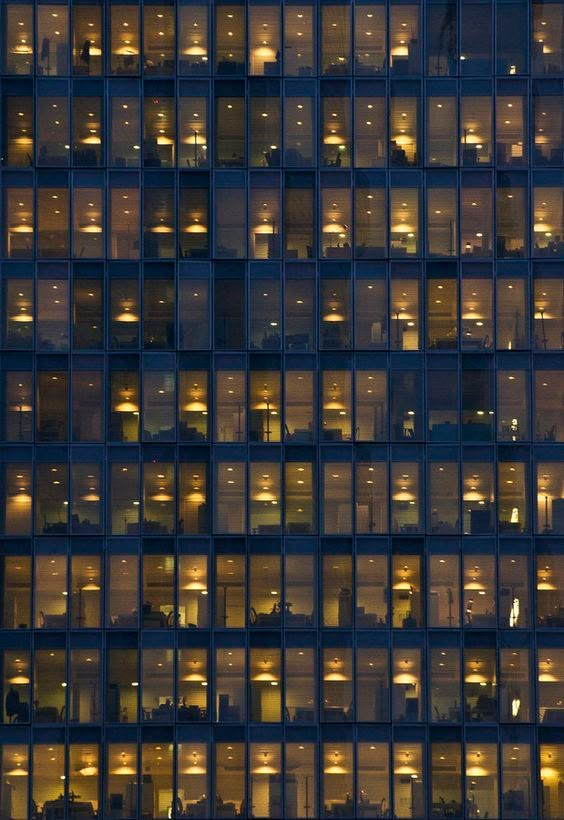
left=0, top=0, right=564, bottom=816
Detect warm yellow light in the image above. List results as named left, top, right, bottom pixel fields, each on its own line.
left=392, top=490, right=415, bottom=502
left=184, top=399, right=207, bottom=411
left=467, top=765, right=489, bottom=777
left=9, top=225, right=33, bottom=235
left=150, top=492, right=173, bottom=502
left=182, top=133, right=207, bottom=145
left=5, top=766, right=28, bottom=776
left=115, top=311, right=138, bottom=323
left=78, top=764, right=98, bottom=777
left=538, top=581, right=557, bottom=591
left=462, top=133, right=483, bottom=145
left=464, top=580, right=486, bottom=590
left=9, top=675, right=30, bottom=685
left=114, top=400, right=138, bottom=413
left=323, top=134, right=346, bottom=145
left=393, top=672, right=417, bottom=684
left=183, top=45, right=207, bottom=56
left=253, top=671, right=277, bottom=682
left=465, top=673, right=487, bottom=684
left=112, top=764, right=136, bottom=775
left=10, top=310, right=33, bottom=321
left=114, top=46, right=139, bottom=56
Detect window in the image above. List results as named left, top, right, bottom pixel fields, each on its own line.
left=357, top=650, right=389, bottom=721
left=390, top=97, right=418, bottom=166
left=69, top=650, right=101, bottom=722
left=391, top=462, right=421, bottom=533
left=0, top=556, right=31, bottom=628
left=355, top=6, right=386, bottom=74
left=250, top=649, right=281, bottom=721
left=286, top=744, right=317, bottom=817
left=429, top=461, right=459, bottom=534
left=142, top=648, right=174, bottom=720
left=497, top=94, right=526, bottom=166
left=144, top=5, right=174, bottom=73
left=427, top=368, right=457, bottom=439
left=431, top=744, right=461, bottom=816
left=285, top=553, right=315, bottom=625
left=464, top=646, right=497, bottom=722
left=70, top=554, right=101, bottom=626
left=215, top=744, right=245, bottom=815
left=463, top=554, right=495, bottom=625
left=32, top=745, right=65, bottom=818
left=323, top=555, right=353, bottom=627
left=215, top=555, right=245, bottom=628
left=392, top=556, right=422, bottom=627
left=0, top=744, right=28, bottom=818
left=249, top=6, right=280, bottom=75
left=390, top=188, right=419, bottom=255
left=215, top=648, right=246, bottom=721
left=427, top=95, right=457, bottom=165
left=177, top=743, right=208, bottom=816
left=392, top=649, right=422, bottom=721
left=500, top=647, right=531, bottom=721
left=357, top=555, right=388, bottom=624
left=284, top=5, right=314, bottom=75
left=323, top=650, right=353, bottom=721
left=142, top=556, right=174, bottom=627
left=106, top=648, right=139, bottom=722
left=3, top=464, right=32, bottom=535
left=3, top=189, right=34, bottom=258
left=179, top=462, right=208, bottom=535
left=430, top=648, right=460, bottom=722
left=389, top=5, right=420, bottom=74
left=179, top=6, right=208, bottom=74
left=179, top=97, right=208, bottom=167
left=461, top=94, right=492, bottom=165
left=107, top=554, right=139, bottom=627
left=178, top=555, right=208, bottom=626
left=285, top=647, right=316, bottom=721
left=4, top=5, right=33, bottom=74
left=323, top=464, right=352, bottom=534
left=321, top=370, right=352, bottom=439
left=533, top=2, right=563, bottom=74
left=540, top=745, right=564, bottom=817
left=106, top=743, right=138, bottom=817
left=215, top=462, right=247, bottom=530
left=393, top=743, right=424, bottom=817
left=178, top=648, right=208, bottom=720
left=109, top=6, right=139, bottom=73
left=37, top=6, right=69, bottom=76
left=497, top=369, right=529, bottom=441
left=215, top=6, right=245, bottom=74
left=110, top=97, right=140, bottom=166
left=249, top=554, right=281, bottom=623
left=108, top=463, right=140, bottom=535
left=34, top=649, right=66, bottom=721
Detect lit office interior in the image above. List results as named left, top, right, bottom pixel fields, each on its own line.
left=2, top=0, right=564, bottom=818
